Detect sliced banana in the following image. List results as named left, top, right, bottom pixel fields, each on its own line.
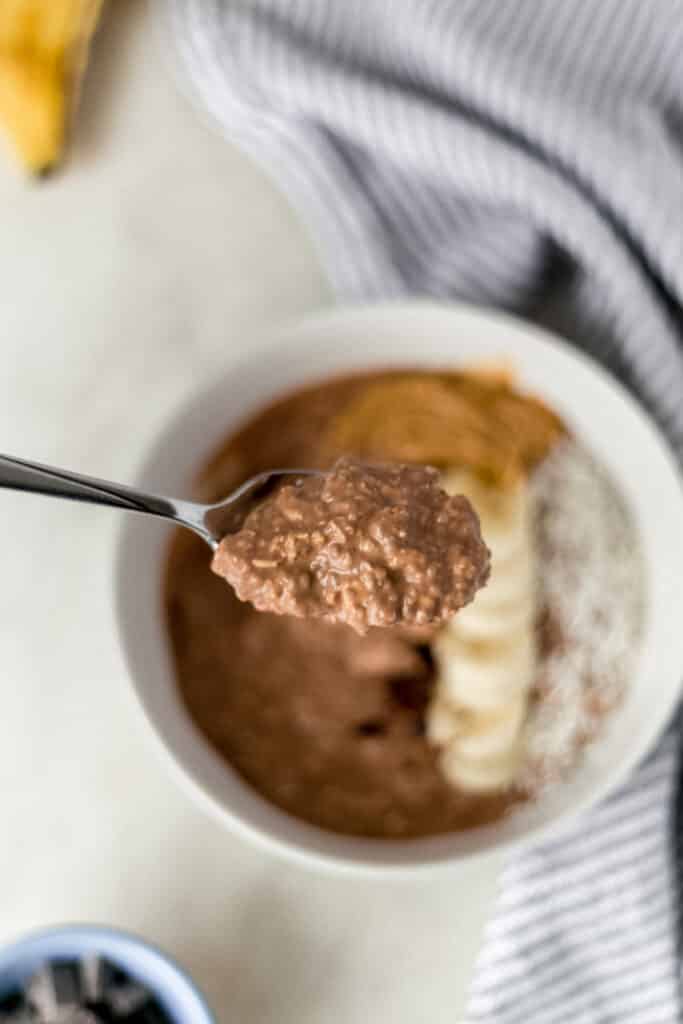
left=455, top=694, right=527, bottom=759
left=475, top=542, right=535, bottom=608
left=436, top=630, right=535, bottom=710
left=451, top=587, right=536, bottom=643
left=425, top=697, right=460, bottom=746
left=427, top=693, right=526, bottom=760
left=427, top=466, right=537, bottom=794
left=441, top=742, right=523, bottom=792
left=442, top=469, right=530, bottom=563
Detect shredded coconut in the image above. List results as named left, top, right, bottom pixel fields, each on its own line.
left=520, top=440, right=645, bottom=790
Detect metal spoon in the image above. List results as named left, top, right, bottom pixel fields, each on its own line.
left=0, top=454, right=320, bottom=550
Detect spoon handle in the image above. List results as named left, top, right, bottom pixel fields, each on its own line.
left=0, top=453, right=176, bottom=518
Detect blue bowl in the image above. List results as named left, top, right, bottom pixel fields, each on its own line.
left=0, top=925, right=214, bottom=1023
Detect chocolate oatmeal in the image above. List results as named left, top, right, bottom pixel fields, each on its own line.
left=164, top=368, right=611, bottom=839
left=166, top=531, right=513, bottom=838
left=212, top=456, right=490, bottom=634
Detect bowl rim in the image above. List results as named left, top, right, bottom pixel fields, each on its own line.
left=115, top=298, right=683, bottom=878
left=0, top=923, right=215, bottom=1022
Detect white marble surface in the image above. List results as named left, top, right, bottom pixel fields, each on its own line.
left=0, top=3, right=501, bottom=1021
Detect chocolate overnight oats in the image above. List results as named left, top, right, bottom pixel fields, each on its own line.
left=212, top=456, right=490, bottom=634
left=164, top=368, right=645, bottom=839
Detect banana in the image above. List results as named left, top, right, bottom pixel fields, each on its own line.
left=469, top=540, right=536, bottom=606
left=427, top=468, right=538, bottom=792
left=451, top=586, right=536, bottom=644
left=436, top=630, right=535, bottom=711
left=426, top=697, right=461, bottom=746
left=456, top=695, right=527, bottom=759
left=427, top=693, right=527, bottom=759
left=441, top=742, right=523, bottom=793
left=442, top=469, right=530, bottom=563
left=0, top=0, right=104, bottom=174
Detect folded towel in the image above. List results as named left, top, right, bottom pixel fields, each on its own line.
left=169, top=2, right=683, bottom=1020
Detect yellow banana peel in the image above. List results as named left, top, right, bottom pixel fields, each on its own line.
left=0, top=0, right=104, bottom=175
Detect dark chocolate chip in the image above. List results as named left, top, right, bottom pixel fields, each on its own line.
left=20, top=954, right=169, bottom=1024
left=51, top=961, right=82, bottom=1006
left=107, top=982, right=149, bottom=1017
left=80, top=956, right=117, bottom=1004
left=28, top=961, right=82, bottom=1017
left=109, top=967, right=130, bottom=988
left=84, top=1000, right=116, bottom=1023
left=126, top=999, right=171, bottom=1024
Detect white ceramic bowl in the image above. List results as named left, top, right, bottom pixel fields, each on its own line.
left=116, top=300, right=683, bottom=876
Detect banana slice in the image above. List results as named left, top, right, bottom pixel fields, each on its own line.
left=455, top=694, right=527, bottom=759
left=436, top=630, right=535, bottom=710
left=475, top=542, right=535, bottom=608
left=426, top=697, right=460, bottom=746
left=427, top=693, right=526, bottom=758
left=449, top=588, right=536, bottom=643
left=441, top=742, right=522, bottom=792
left=442, top=469, right=530, bottom=563
left=429, top=466, right=537, bottom=793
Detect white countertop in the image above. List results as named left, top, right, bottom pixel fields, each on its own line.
left=0, top=3, right=501, bottom=1021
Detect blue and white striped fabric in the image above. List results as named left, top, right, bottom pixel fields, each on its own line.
left=168, top=2, right=683, bottom=1020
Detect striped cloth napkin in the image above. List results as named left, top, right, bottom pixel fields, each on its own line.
left=168, top=2, right=683, bottom=1020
